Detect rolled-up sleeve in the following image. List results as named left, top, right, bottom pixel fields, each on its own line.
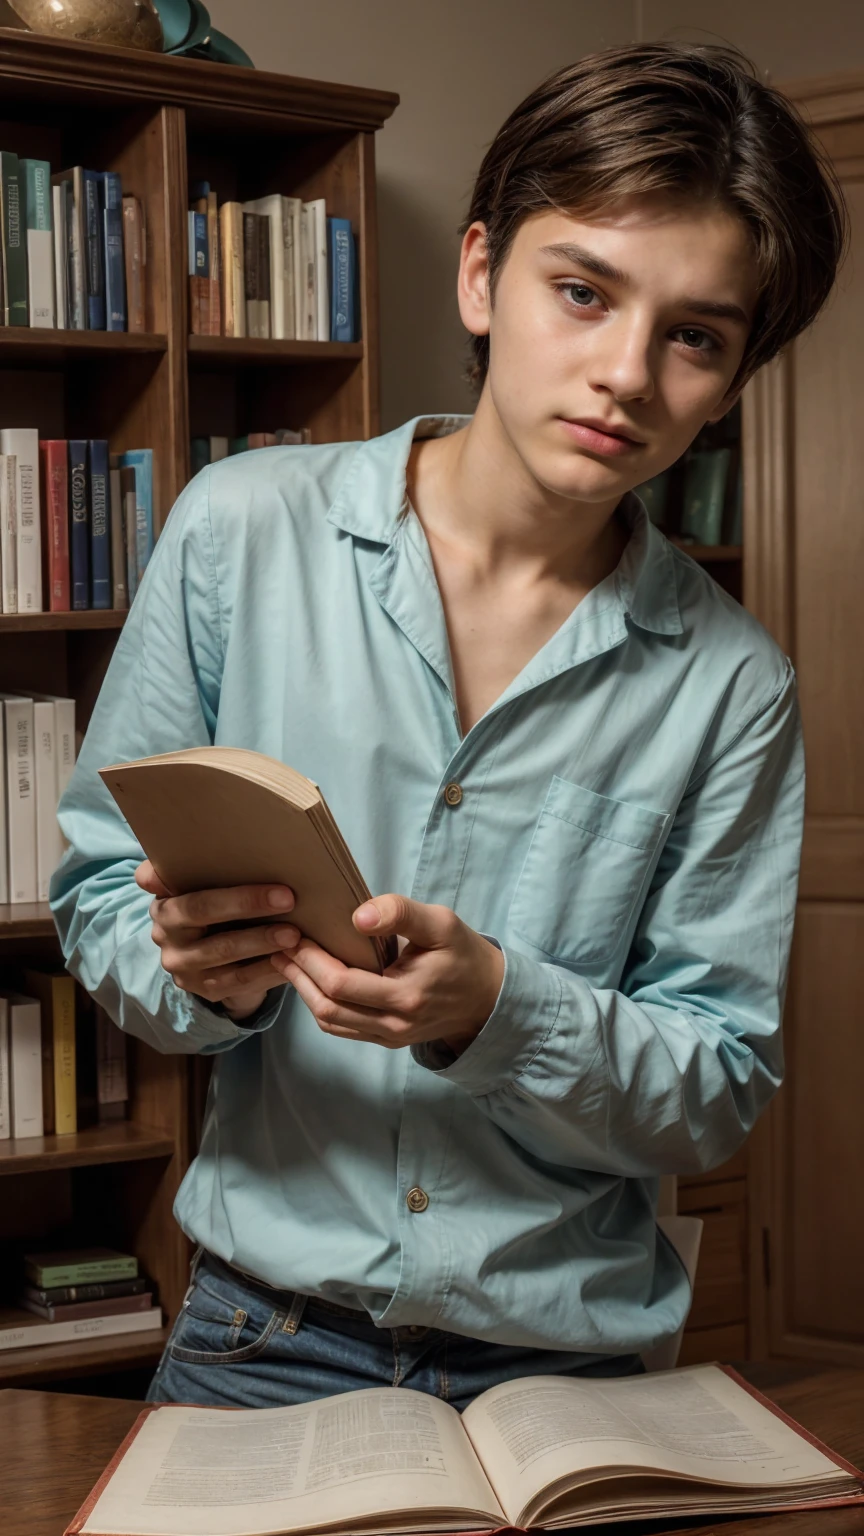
left=415, top=659, right=804, bottom=1177
left=49, top=471, right=285, bottom=1055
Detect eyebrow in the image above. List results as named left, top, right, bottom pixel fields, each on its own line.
left=538, top=242, right=751, bottom=327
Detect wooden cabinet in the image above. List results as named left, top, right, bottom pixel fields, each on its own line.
left=743, top=70, right=864, bottom=1367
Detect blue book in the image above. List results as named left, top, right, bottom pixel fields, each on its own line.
left=68, top=440, right=90, bottom=609
left=88, top=439, right=111, bottom=608
left=187, top=210, right=208, bottom=277
left=83, top=168, right=105, bottom=329
left=101, top=172, right=126, bottom=332
left=327, top=216, right=355, bottom=342
left=119, top=448, right=154, bottom=583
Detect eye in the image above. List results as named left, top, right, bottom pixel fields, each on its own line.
left=673, top=326, right=721, bottom=354
left=555, top=281, right=601, bottom=310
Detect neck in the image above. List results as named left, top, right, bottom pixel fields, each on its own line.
left=406, top=393, right=630, bottom=585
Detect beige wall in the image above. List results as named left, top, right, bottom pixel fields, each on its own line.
left=207, top=0, right=864, bottom=431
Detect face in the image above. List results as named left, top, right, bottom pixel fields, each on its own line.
left=457, top=194, right=760, bottom=505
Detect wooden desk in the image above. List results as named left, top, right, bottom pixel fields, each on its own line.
left=2, top=1363, right=864, bottom=1536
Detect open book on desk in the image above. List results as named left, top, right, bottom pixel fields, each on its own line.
left=99, top=747, right=396, bottom=974
left=67, top=1363, right=864, bottom=1536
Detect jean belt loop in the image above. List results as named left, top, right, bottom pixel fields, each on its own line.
left=181, top=1244, right=204, bottom=1308
left=281, top=1291, right=309, bottom=1336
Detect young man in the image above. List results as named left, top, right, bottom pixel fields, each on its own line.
left=51, top=41, right=845, bottom=1410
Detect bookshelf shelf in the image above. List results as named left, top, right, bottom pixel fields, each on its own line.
left=0, top=1324, right=170, bottom=1387
left=187, top=336, right=365, bottom=368
left=670, top=541, right=743, bottom=563
left=0, top=1122, right=175, bottom=1176
left=0, top=329, right=168, bottom=365
left=0, top=902, right=56, bottom=938
left=0, top=611, right=127, bottom=632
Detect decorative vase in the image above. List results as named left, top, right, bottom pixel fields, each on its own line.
left=6, top=0, right=163, bottom=51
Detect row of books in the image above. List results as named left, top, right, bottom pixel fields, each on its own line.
left=1, top=1248, right=162, bottom=1354
left=634, top=448, right=743, bottom=546
left=188, top=183, right=357, bottom=342
left=0, top=151, right=145, bottom=332
left=0, top=975, right=127, bottom=1140
left=190, top=425, right=311, bottom=474
left=0, top=690, right=76, bottom=904
left=0, top=429, right=154, bottom=614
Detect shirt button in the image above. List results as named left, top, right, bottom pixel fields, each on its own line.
left=443, top=782, right=463, bottom=807
left=406, top=1186, right=429, bottom=1213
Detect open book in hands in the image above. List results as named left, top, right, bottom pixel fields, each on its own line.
left=67, top=1364, right=863, bottom=1536
left=99, top=747, right=397, bottom=974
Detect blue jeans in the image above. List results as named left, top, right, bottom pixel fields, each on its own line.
left=146, top=1250, right=645, bottom=1412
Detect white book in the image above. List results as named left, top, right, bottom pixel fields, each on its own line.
left=27, top=227, right=55, bottom=328
left=21, top=691, right=76, bottom=854
left=0, top=453, right=16, bottom=614
left=282, top=195, right=301, bottom=340
left=208, top=436, right=229, bottom=463
left=0, top=996, right=10, bottom=1140
left=33, top=698, right=63, bottom=901
left=310, top=197, right=330, bottom=342
left=0, top=1303, right=163, bottom=1353
left=52, top=183, right=68, bottom=330
left=300, top=203, right=316, bottom=340
left=0, top=429, right=41, bottom=613
left=3, top=992, right=42, bottom=1139
left=0, top=694, right=37, bottom=903
left=245, top=194, right=285, bottom=339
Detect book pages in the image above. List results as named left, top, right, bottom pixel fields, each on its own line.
left=461, top=1365, right=854, bottom=1527
left=80, top=1389, right=503, bottom=1536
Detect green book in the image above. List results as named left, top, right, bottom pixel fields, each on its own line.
left=21, top=157, right=54, bottom=328
left=0, top=150, right=27, bottom=326
left=680, top=447, right=731, bottom=546
left=24, top=1247, right=139, bottom=1288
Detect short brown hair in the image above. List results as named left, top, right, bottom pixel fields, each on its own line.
left=460, top=41, right=849, bottom=396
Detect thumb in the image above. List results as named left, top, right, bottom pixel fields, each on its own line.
left=353, top=894, right=454, bottom=949
left=135, top=858, right=173, bottom=899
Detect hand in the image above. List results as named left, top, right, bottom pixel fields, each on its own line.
left=269, top=894, right=505, bottom=1053
left=135, top=860, right=299, bottom=1021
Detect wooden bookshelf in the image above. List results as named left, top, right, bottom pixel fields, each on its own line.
left=0, top=1122, right=175, bottom=1176
left=0, top=1325, right=170, bottom=1386
left=0, top=612, right=127, bottom=632
left=0, top=28, right=397, bottom=1390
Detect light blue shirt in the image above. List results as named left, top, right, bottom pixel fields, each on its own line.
left=50, top=413, right=804, bottom=1357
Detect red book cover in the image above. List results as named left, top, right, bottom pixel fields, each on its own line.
left=39, top=438, right=70, bottom=611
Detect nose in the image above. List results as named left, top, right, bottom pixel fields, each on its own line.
left=586, top=312, right=656, bottom=405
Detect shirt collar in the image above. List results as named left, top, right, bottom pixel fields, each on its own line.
left=327, top=412, right=682, bottom=637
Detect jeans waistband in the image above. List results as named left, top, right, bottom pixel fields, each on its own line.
left=199, top=1249, right=372, bottom=1322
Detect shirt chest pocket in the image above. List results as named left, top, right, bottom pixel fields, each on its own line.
left=507, top=776, right=670, bottom=968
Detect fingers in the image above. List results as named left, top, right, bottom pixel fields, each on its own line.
left=280, top=957, right=402, bottom=1046
left=353, top=894, right=459, bottom=949
left=135, top=859, right=172, bottom=899
left=271, top=937, right=392, bottom=1010
left=189, top=956, right=289, bottom=1005
left=157, top=882, right=296, bottom=937
left=156, top=922, right=301, bottom=975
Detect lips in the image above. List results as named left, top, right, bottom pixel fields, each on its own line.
left=565, top=418, right=643, bottom=444
left=557, top=418, right=645, bottom=457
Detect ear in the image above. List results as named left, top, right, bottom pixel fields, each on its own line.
left=457, top=221, right=492, bottom=339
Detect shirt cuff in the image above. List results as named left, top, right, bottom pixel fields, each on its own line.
left=192, top=984, right=288, bottom=1051
left=411, top=940, right=564, bottom=1095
